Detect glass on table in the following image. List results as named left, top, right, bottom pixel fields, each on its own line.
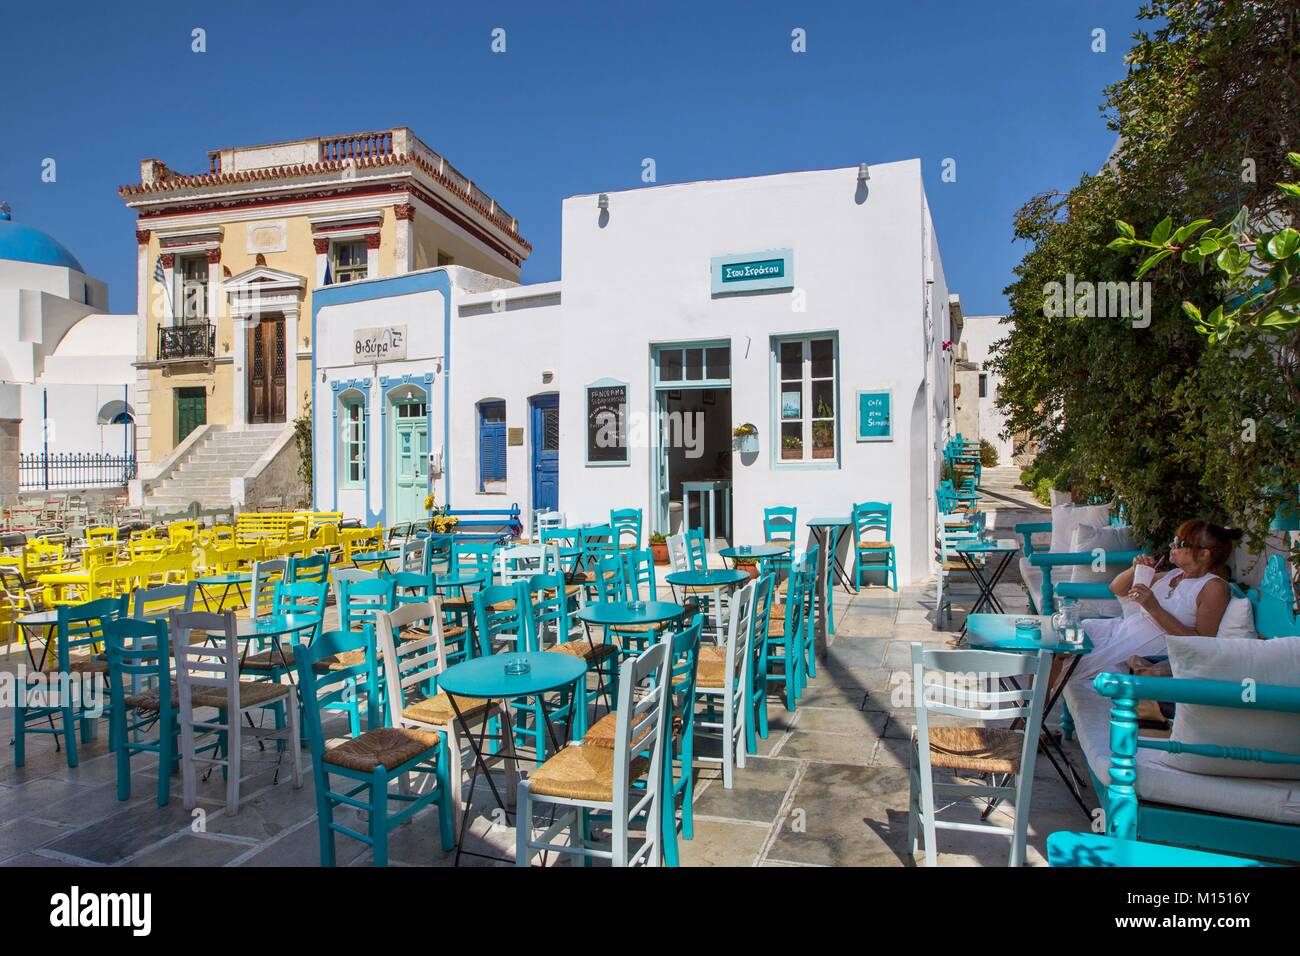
left=504, top=656, right=531, bottom=676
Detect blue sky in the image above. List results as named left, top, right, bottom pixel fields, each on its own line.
left=1, top=0, right=1142, bottom=315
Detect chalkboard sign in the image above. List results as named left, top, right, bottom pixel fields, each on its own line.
left=586, top=379, right=629, bottom=465
left=856, top=389, right=893, bottom=442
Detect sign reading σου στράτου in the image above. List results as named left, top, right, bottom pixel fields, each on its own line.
left=710, top=249, right=793, bottom=295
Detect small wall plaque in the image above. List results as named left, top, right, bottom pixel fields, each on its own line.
left=507, top=427, right=524, bottom=446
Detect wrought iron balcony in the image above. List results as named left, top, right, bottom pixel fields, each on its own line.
left=157, top=322, right=216, bottom=361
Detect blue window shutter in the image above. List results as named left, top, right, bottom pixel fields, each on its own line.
left=479, top=409, right=506, bottom=485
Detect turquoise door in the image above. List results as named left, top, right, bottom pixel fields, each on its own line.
left=390, top=393, right=428, bottom=525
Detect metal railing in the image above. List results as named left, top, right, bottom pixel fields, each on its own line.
left=157, top=322, right=216, bottom=361
left=19, top=453, right=137, bottom=490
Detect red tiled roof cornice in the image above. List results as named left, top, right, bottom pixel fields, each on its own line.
left=119, top=152, right=531, bottom=254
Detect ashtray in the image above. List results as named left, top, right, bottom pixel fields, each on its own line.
left=628, top=601, right=646, bottom=613
left=1014, top=618, right=1042, bottom=638
left=504, top=657, right=531, bottom=676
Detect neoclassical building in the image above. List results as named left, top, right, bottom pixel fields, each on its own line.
left=118, top=128, right=529, bottom=510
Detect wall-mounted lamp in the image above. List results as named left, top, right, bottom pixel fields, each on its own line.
left=542, top=369, right=554, bottom=384
left=857, top=162, right=870, bottom=183
left=597, top=193, right=609, bottom=210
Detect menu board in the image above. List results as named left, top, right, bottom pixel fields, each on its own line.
left=586, top=379, right=629, bottom=465
left=856, top=389, right=892, bottom=442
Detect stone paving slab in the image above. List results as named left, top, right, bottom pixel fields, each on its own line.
left=0, top=530, right=1095, bottom=867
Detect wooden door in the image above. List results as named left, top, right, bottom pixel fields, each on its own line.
left=174, top=387, right=207, bottom=445
left=246, top=316, right=287, bottom=424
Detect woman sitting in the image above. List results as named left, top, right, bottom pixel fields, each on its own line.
left=1070, top=519, right=1240, bottom=683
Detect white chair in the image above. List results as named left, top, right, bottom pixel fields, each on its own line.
left=693, top=578, right=756, bottom=789
left=907, top=643, right=1051, bottom=866
left=331, top=567, right=376, bottom=591
left=171, top=610, right=303, bottom=814
left=666, top=533, right=689, bottom=573
left=516, top=638, right=670, bottom=867
left=249, top=558, right=288, bottom=619
left=399, top=538, right=426, bottom=574
left=494, top=543, right=557, bottom=587
left=374, top=600, right=518, bottom=831
left=532, top=510, right=565, bottom=542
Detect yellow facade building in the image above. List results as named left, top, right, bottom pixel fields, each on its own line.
left=118, top=127, right=529, bottom=510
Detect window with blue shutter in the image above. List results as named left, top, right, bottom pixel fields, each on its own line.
left=478, top=400, right=507, bottom=490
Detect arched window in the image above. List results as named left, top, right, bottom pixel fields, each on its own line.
left=96, top=400, right=135, bottom=426
left=338, top=389, right=367, bottom=488
left=477, top=399, right=506, bottom=492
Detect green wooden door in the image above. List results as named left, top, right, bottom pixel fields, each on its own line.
left=175, top=387, right=207, bottom=445
left=390, top=397, right=429, bottom=525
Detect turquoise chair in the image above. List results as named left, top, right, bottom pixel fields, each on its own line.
left=766, top=557, right=814, bottom=707
left=445, top=540, right=496, bottom=654
left=540, top=527, right=581, bottom=575
left=794, top=546, right=820, bottom=692
left=1047, top=832, right=1272, bottom=867
left=14, top=595, right=127, bottom=767
left=610, top=508, right=643, bottom=549
left=525, top=573, right=590, bottom=736
left=578, top=525, right=618, bottom=596
left=663, top=615, right=702, bottom=866
left=609, top=548, right=665, bottom=661
left=287, top=552, right=330, bottom=586
left=103, top=616, right=175, bottom=807
left=420, top=534, right=453, bottom=575
left=763, top=506, right=797, bottom=547
left=745, top=573, right=776, bottom=749
left=338, top=577, right=395, bottom=729
left=852, top=501, right=897, bottom=591
left=390, top=570, right=433, bottom=606
left=295, top=627, right=456, bottom=866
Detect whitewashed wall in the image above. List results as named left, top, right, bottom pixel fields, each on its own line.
left=556, top=162, right=942, bottom=584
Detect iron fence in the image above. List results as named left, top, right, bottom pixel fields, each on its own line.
left=19, top=452, right=137, bottom=490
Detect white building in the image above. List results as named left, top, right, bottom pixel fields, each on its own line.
left=0, top=206, right=137, bottom=499
left=952, top=314, right=1014, bottom=465
left=312, top=162, right=957, bottom=585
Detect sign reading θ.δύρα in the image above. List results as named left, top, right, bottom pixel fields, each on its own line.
left=353, top=325, right=407, bottom=361
left=710, top=249, right=794, bottom=295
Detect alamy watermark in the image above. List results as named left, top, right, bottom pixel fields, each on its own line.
left=1042, top=273, right=1151, bottom=328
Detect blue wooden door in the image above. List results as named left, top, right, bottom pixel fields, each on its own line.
left=531, top=395, right=559, bottom=513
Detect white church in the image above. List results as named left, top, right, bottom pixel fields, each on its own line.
left=0, top=204, right=137, bottom=500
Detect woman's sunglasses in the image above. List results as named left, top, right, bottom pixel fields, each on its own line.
left=1171, top=537, right=1198, bottom=550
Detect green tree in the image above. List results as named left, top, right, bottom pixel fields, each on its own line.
left=989, top=0, right=1300, bottom=559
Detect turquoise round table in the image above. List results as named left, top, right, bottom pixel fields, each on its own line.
left=352, top=549, right=401, bottom=574
left=437, top=651, right=587, bottom=866
left=575, top=600, right=685, bottom=627
left=664, top=569, right=748, bottom=639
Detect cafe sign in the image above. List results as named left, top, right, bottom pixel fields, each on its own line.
left=353, top=325, right=407, bottom=362
left=710, top=248, right=794, bottom=295
left=856, top=389, right=893, bottom=442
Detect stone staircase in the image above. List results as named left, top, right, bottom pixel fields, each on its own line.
left=143, top=424, right=288, bottom=512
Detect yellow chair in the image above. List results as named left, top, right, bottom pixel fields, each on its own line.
left=85, top=526, right=118, bottom=547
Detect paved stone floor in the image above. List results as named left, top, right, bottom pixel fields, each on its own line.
left=0, top=474, right=1091, bottom=867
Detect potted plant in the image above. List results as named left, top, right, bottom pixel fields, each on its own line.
left=424, top=493, right=460, bottom=535
left=650, top=531, right=669, bottom=565
left=734, top=556, right=759, bottom=580
left=733, top=423, right=759, bottom=454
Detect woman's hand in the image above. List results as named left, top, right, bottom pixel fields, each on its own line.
left=1127, top=583, right=1158, bottom=611
left=1134, top=554, right=1156, bottom=567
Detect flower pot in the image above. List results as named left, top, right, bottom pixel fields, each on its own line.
left=651, top=541, right=670, bottom=565
left=735, top=434, right=758, bottom=454
left=736, top=561, right=759, bottom=580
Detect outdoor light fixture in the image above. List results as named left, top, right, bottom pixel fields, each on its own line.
left=597, top=193, right=609, bottom=210
left=858, top=162, right=870, bottom=182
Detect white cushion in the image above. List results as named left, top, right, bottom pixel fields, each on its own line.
left=1064, top=680, right=1300, bottom=825
left=1217, top=596, right=1257, bottom=641
left=1049, top=503, right=1111, bottom=555
left=1019, top=557, right=1043, bottom=609
left=1068, top=524, right=1137, bottom=586
left=1164, top=635, right=1300, bottom=779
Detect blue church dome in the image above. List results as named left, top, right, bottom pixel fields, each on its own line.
left=0, top=206, right=85, bottom=272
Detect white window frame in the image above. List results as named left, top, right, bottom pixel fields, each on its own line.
left=773, top=333, right=839, bottom=467
left=339, top=393, right=367, bottom=488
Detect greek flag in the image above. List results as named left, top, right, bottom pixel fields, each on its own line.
left=323, top=258, right=332, bottom=286
left=153, top=254, right=165, bottom=285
